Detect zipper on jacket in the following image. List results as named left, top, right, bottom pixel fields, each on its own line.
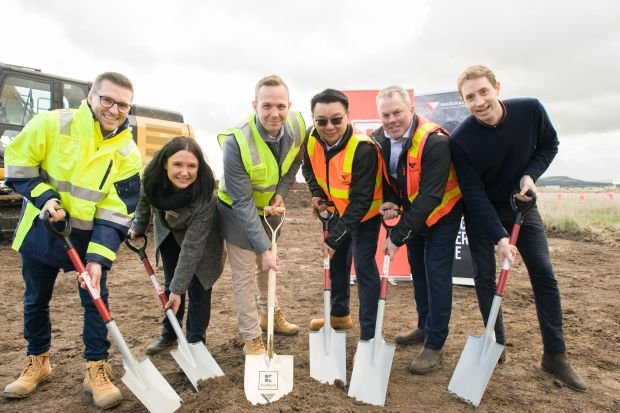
left=325, top=156, right=331, bottom=199
left=99, top=160, right=113, bottom=190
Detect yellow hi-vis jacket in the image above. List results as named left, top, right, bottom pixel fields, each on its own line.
left=216, top=112, right=305, bottom=215
left=4, top=100, right=142, bottom=269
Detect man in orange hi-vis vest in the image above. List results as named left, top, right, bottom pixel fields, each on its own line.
left=373, top=86, right=463, bottom=375
left=302, top=88, right=383, bottom=341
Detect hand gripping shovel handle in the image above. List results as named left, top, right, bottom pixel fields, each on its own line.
left=125, top=235, right=167, bottom=308
left=317, top=201, right=335, bottom=290
left=42, top=210, right=112, bottom=323
left=263, top=207, right=286, bottom=359
left=495, top=190, right=537, bottom=296
left=45, top=214, right=181, bottom=412
left=125, top=236, right=189, bottom=342
left=379, top=210, right=402, bottom=300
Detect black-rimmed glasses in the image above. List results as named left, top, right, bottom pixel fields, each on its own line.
left=97, top=94, right=132, bottom=113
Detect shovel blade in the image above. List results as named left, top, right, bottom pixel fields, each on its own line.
left=348, top=338, right=396, bottom=406
left=244, top=353, right=294, bottom=405
left=171, top=342, right=224, bottom=391
left=309, top=327, right=347, bottom=385
left=448, top=334, right=504, bottom=406
left=121, top=357, right=181, bottom=413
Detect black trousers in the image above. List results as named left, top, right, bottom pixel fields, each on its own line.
left=159, top=234, right=212, bottom=344
left=465, top=206, right=566, bottom=353
left=330, top=215, right=381, bottom=341
left=407, top=206, right=462, bottom=350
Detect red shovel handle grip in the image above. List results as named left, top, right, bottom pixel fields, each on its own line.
left=42, top=211, right=112, bottom=323
left=125, top=235, right=168, bottom=308
left=317, top=200, right=336, bottom=290
left=496, top=190, right=537, bottom=296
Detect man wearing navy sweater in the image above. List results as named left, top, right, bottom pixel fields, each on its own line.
left=450, top=65, right=587, bottom=392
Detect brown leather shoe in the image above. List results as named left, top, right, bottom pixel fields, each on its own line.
left=260, top=310, right=300, bottom=336
left=308, top=315, right=353, bottom=331
left=541, top=352, right=588, bottom=392
left=243, top=336, right=266, bottom=355
left=410, top=347, right=444, bottom=375
left=145, top=336, right=176, bottom=355
left=3, top=352, right=52, bottom=398
left=394, top=328, right=425, bottom=346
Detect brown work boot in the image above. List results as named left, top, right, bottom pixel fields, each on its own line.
left=243, top=336, right=266, bottom=355
left=3, top=352, right=52, bottom=398
left=394, top=328, right=425, bottom=346
left=410, top=347, right=444, bottom=375
left=83, top=360, right=123, bottom=409
left=260, top=310, right=300, bottom=336
left=308, top=314, right=353, bottom=331
left=541, top=352, right=588, bottom=392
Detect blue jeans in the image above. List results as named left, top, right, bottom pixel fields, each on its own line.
left=159, top=235, right=212, bottom=344
left=406, top=206, right=461, bottom=350
left=330, top=215, right=381, bottom=341
left=22, top=255, right=110, bottom=360
left=465, top=206, right=566, bottom=353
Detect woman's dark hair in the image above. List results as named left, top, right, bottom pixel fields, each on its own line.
left=142, top=136, right=215, bottom=202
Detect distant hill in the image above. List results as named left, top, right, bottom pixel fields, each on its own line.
left=538, top=176, right=614, bottom=188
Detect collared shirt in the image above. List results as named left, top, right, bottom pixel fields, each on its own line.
left=325, top=135, right=345, bottom=151
left=385, top=121, right=414, bottom=179
left=256, top=116, right=284, bottom=160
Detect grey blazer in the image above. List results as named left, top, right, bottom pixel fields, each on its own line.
left=130, top=190, right=225, bottom=294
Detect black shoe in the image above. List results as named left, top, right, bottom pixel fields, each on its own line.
left=145, top=336, right=176, bottom=355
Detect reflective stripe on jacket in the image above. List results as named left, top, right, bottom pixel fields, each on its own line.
left=407, top=116, right=462, bottom=226
left=5, top=100, right=142, bottom=268
left=216, top=111, right=305, bottom=214
left=306, top=131, right=383, bottom=222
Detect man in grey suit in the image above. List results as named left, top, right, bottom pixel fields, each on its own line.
left=216, top=75, right=305, bottom=355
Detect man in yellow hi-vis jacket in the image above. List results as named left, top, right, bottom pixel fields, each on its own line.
left=2, top=72, right=142, bottom=410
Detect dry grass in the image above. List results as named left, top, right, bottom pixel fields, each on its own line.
left=537, top=190, right=620, bottom=244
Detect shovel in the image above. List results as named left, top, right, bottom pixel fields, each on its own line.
left=348, top=213, right=399, bottom=406
left=309, top=204, right=347, bottom=385
left=125, top=234, right=224, bottom=391
left=43, top=211, right=181, bottom=413
left=448, top=191, right=537, bottom=406
left=244, top=206, right=294, bottom=405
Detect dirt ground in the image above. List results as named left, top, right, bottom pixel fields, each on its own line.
left=0, top=191, right=618, bottom=413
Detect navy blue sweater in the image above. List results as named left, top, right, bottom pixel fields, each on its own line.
left=450, top=98, right=558, bottom=243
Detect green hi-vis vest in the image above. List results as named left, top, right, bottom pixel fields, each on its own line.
left=217, top=112, right=305, bottom=215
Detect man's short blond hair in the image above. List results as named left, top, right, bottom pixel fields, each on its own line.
left=90, top=72, right=134, bottom=96
left=255, top=75, right=289, bottom=100
left=376, top=86, right=411, bottom=107
left=457, top=65, right=498, bottom=96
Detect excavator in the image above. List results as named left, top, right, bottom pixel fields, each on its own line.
left=0, top=62, right=194, bottom=240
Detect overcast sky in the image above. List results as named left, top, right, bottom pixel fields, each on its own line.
left=3, top=0, right=619, bottom=182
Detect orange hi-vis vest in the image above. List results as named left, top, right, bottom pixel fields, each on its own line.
left=306, top=130, right=383, bottom=222
left=406, top=116, right=462, bottom=226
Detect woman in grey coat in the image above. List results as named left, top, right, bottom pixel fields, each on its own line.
left=129, top=136, right=225, bottom=353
